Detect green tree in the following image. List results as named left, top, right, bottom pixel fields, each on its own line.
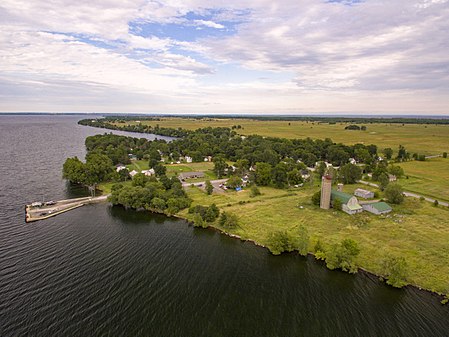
left=325, top=239, right=360, bottom=273
left=213, top=156, right=227, bottom=178
left=333, top=198, right=342, bottom=211
left=287, top=169, right=303, bottom=186
left=227, top=175, right=242, bottom=189
left=317, top=161, right=327, bottom=177
left=254, top=162, right=272, bottom=186
left=381, top=256, right=408, bottom=288
left=267, top=231, right=294, bottom=255
left=204, top=204, right=220, bottom=222
left=383, top=148, right=393, bottom=160
left=339, top=163, right=362, bottom=184
left=272, top=162, right=288, bottom=188
left=443, top=152, right=447, bottom=158
left=384, top=183, right=404, bottom=204
left=249, top=185, right=261, bottom=198
left=205, top=180, right=213, bottom=195
left=62, top=157, right=86, bottom=184
left=311, top=190, right=321, bottom=206
left=378, top=172, right=390, bottom=191
left=193, top=213, right=206, bottom=228
left=132, top=172, right=148, bottom=187
left=296, top=225, right=309, bottom=256
left=219, top=212, right=238, bottom=229
left=153, top=163, right=166, bottom=177
left=388, top=165, right=404, bottom=178
left=235, top=159, right=250, bottom=175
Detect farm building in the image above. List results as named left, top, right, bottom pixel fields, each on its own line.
left=331, top=190, right=363, bottom=215
left=354, top=188, right=374, bottom=199
left=179, top=172, right=205, bottom=180
left=362, top=202, right=392, bottom=215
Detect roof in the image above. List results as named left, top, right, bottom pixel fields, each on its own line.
left=331, top=190, right=353, bottom=204
left=369, top=202, right=392, bottom=212
left=179, top=171, right=205, bottom=179
left=354, top=188, right=372, bottom=194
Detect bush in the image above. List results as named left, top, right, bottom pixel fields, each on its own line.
left=381, top=256, right=408, bottom=288
left=433, top=200, right=439, bottom=207
left=443, top=152, right=447, bottom=158
left=325, top=239, right=360, bottom=273
left=219, top=212, right=239, bottom=229
left=311, top=190, right=321, bottom=206
left=384, top=183, right=404, bottom=204
left=250, top=185, right=261, bottom=198
left=267, top=231, right=294, bottom=255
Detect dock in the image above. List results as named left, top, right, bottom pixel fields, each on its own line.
left=25, top=195, right=109, bottom=223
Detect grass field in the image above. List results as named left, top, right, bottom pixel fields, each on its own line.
left=180, top=185, right=449, bottom=294
left=165, top=162, right=217, bottom=180
left=114, top=118, right=449, bottom=155
left=398, top=158, right=449, bottom=202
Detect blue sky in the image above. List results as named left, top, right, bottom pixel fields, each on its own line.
left=0, top=0, right=448, bottom=114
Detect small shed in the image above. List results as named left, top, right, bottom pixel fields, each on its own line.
left=388, top=174, right=397, bottom=182
left=129, top=170, right=138, bottom=177
left=179, top=172, right=205, bottom=180
left=363, top=202, right=392, bottom=215
left=354, top=188, right=374, bottom=199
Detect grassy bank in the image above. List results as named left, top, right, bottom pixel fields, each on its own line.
left=113, top=118, right=449, bottom=155
left=179, top=185, right=449, bottom=294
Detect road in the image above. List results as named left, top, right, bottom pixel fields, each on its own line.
left=358, top=180, right=448, bottom=207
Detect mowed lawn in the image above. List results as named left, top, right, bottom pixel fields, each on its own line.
left=165, top=162, right=216, bottom=180
left=180, top=185, right=449, bottom=294
left=398, top=158, right=449, bottom=202
left=115, top=118, right=449, bottom=155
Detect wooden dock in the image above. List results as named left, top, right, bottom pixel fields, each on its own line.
left=25, top=195, right=109, bottom=223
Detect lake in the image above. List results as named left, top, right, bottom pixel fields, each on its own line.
left=0, top=115, right=448, bottom=336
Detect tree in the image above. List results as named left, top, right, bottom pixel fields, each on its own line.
left=250, top=185, right=261, bottom=197
left=384, top=183, right=404, bottom=204
left=153, top=163, right=166, bottom=177
left=226, top=175, right=242, bottom=189
left=325, top=239, right=360, bottom=273
left=296, top=225, right=309, bottom=256
left=433, top=199, right=439, bottom=207
left=311, top=190, right=321, bottom=206
left=443, top=152, right=447, bottom=158
left=396, top=145, right=408, bottom=161
left=333, top=198, right=342, bottom=211
left=383, top=148, right=393, bottom=160
left=272, top=162, right=288, bottom=188
left=317, top=161, right=327, bottom=177
left=254, top=162, right=272, bottom=186
left=378, top=172, right=390, bottom=191
left=267, top=231, right=294, bottom=255
left=213, top=156, right=227, bottom=178
left=205, top=180, right=213, bottom=195
left=287, top=169, right=303, bottom=186
left=62, top=157, right=86, bottom=184
left=339, top=163, right=362, bottom=184
left=204, top=204, right=220, bottom=222
left=219, top=212, right=238, bottom=229
left=381, top=256, right=408, bottom=288
left=132, top=172, right=148, bottom=187
left=235, top=159, right=250, bottom=175
left=193, top=212, right=205, bottom=228
left=148, top=149, right=161, bottom=168
left=388, top=165, right=404, bottom=178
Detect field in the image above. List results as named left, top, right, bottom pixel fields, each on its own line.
left=180, top=185, right=449, bottom=294
left=114, top=118, right=449, bottom=155
left=397, top=158, right=449, bottom=202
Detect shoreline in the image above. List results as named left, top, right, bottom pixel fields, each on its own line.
left=172, top=214, right=448, bottom=305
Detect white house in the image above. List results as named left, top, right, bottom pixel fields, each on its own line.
left=185, top=156, right=193, bottom=163
left=354, top=188, right=374, bottom=199
left=116, top=164, right=127, bottom=172
left=388, top=174, right=397, bottom=182
left=129, top=170, right=138, bottom=177
left=141, top=169, right=155, bottom=176
left=349, top=158, right=357, bottom=165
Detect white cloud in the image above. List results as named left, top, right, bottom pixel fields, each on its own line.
left=194, top=19, right=225, bottom=29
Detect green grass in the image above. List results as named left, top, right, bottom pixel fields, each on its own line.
left=180, top=184, right=449, bottom=294
left=115, top=118, right=449, bottom=155
left=165, top=162, right=217, bottom=180
left=126, top=160, right=149, bottom=172
left=398, top=158, right=449, bottom=202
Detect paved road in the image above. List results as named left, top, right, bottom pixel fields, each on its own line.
left=358, top=180, right=448, bottom=207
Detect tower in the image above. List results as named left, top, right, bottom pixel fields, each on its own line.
left=320, top=175, right=332, bottom=209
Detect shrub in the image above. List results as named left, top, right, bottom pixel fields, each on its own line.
left=250, top=185, right=261, bottom=198
left=384, top=183, right=404, bottom=204
left=381, top=256, right=408, bottom=288
left=267, top=231, right=294, bottom=255
left=219, top=212, right=239, bottom=229
left=433, top=200, right=439, bottom=207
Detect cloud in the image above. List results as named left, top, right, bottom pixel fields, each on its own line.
left=0, top=0, right=449, bottom=114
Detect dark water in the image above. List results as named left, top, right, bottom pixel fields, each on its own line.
left=0, top=115, right=448, bottom=337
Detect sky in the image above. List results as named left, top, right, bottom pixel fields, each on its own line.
left=0, top=0, right=448, bottom=115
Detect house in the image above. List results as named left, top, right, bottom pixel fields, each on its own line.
left=354, top=188, right=374, bottom=199
left=185, top=156, right=193, bottom=163
left=331, top=190, right=363, bottom=215
left=349, top=158, right=357, bottom=165
left=141, top=169, right=155, bottom=176
left=116, top=164, right=127, bottom=172
left=179, top=172, right=205, bottom=181
left=363, top=202, right=392, bottom=215
left=129, top=170, right=138, bottom=177
left=204, top=156, right=213, bottom=162
left=388, top=174, right=397, bottom=182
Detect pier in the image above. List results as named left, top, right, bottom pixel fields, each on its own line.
left=25, top=195, right=109, bottom=223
